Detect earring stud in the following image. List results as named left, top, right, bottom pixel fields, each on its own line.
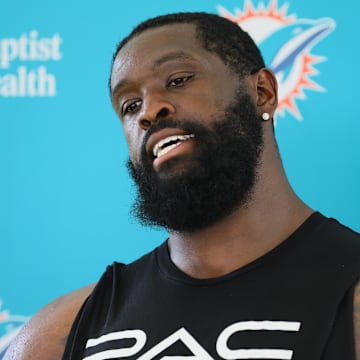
left=261, top=112, right=271, bottom=121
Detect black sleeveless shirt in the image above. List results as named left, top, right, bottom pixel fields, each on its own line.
left=63, top=212, right=360, bottom=359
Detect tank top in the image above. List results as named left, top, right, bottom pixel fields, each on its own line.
left=63, top=212, right=360, bottom=359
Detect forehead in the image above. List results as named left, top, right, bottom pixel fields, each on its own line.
left=110, top=23, right=216, bottom=91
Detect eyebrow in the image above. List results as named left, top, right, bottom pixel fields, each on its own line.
left=111, top=78, right=130, bottom=99
left=152, top=51, right=197, bottom=69
left=111, top=51, right=197, bottom=98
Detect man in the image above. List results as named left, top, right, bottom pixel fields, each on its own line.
left=5, top=12, right=360, bottom=359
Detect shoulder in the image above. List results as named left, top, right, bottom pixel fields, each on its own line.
left=314, top=215, right=360, bottom=262
left=319, top=215, right=360, bottom=242
left=3, top=283, right=96, bottom=360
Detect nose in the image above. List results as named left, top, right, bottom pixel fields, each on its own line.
left=137, top=95, right=175, bottom=130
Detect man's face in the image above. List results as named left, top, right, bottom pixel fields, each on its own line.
left=110, top=24, right=240, bottom=170
left=110, top=24, right=263, bottom=231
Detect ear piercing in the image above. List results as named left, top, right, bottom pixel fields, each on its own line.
left=261, top=112, right=271, bottom=121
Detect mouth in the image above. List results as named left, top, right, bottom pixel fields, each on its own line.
left=152, top=134, right=195, bottom=159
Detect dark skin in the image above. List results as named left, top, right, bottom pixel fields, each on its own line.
left=5, top=23, right=360, bottom=359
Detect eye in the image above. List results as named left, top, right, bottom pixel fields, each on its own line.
left=167, top=74, right=194, bottom=88
left=122, top=99, right=142, bottom=116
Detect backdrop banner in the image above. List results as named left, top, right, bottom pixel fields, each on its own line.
left=1, top=0, right=359, bottom=355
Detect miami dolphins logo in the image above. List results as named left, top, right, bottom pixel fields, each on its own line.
left=218, top=0, right=336, bottom=120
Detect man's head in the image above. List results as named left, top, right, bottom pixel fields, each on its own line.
left=109, top=12, right=278, bottom=231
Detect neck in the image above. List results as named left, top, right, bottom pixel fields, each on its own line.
left=167, top=133, right=313, bottom=279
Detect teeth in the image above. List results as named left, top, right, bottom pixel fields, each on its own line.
left=153, top=134, right=195, bottom=158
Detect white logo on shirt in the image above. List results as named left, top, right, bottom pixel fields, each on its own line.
left=82, top=320, right=301, bottom=360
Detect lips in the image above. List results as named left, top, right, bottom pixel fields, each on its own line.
left=153, top=134, right=195, bottom=158
left=146, top=128, right=195, bottom=160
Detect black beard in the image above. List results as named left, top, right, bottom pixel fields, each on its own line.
left=127, top=92, right=264, bottom=231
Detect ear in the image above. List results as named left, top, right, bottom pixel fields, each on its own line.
left=254, top=68, right=278, bottom=118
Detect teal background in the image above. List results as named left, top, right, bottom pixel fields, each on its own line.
left=0, top=0, right=359, bottom=346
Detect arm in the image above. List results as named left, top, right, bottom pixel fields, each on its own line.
left=354, top=280, right=360, bottom=359
left=3, top=283, right=95, bottom=360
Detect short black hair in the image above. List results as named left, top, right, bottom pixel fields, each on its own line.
left=109, top=12, right=265, bottom=90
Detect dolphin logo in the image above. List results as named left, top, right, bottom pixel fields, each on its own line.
left=263, top=18, right=336, bottom=74
left=218, top=0, right=336, bottom=120
left=260, top=18, right=336, bottom=98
